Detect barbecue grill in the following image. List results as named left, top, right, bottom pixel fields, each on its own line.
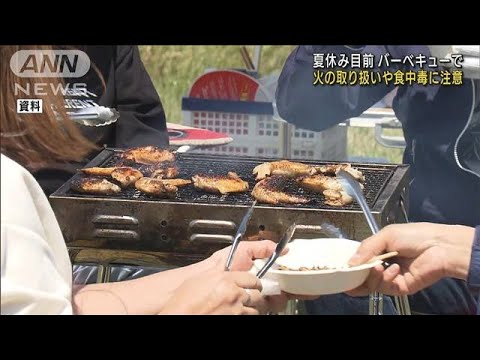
left=50, top=148, right=410, bottom=313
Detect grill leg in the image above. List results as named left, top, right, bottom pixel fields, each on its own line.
left=278, top=299, right=299, bottom=315
left=394, top=294, right=411, bottom=315
left=96, top=264, right=111, bottom=283
left=369, top=292, right=384, bottom=315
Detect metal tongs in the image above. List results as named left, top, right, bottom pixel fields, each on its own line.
left=68, top=106, right=120, bottom=127
left=256, top=223, right=297, bottom=279
left=225, top=200, right=257, bottom=271
left=337, top=170, right=411, bottom=315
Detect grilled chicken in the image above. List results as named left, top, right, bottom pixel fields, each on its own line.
left=253, top=160, right=316, bottom=180
left=252, top=176, right=310, bottom=205
left=192, top=172, right=249, bottom=194
left=134, top=177, right=177, bottom=198
left=71, top=177, right=121, bottom=195
left=296, top=174, right=343, bottom=193
left=160, top=179, right=192, bottom=187
left=81, top=167, right=116, bottom=176
left=297, top=174, right=364, bottom=193
left=111, top=167, right=143, bottom=188
left=323, top=189, right=353, bottom=206
left=316, top=163, right=365, bottom=182
left=126, top=161, right=179, bottom=179
left=120, top=146, right=176, bottom=165
left=150, top=165, right=180, bottom=179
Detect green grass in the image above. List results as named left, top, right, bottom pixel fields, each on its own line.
left=139, top=46, right=404, bottom=164
left=347, top=128, right=404, bottom=163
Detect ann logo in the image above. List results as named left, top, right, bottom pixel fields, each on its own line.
left=10, top=50, right=90, bottom=78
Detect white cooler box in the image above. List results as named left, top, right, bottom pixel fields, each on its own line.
left=182, top=97, right=347, bottom=161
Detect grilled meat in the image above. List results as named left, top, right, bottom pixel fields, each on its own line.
left=296, top=174, right=343, bottom=193
left=192, top=172, right=249, bottom=194
left=120, top=146, right=176, bottom=165
left=160, top=179, right=192, bottom=187
left=81, top=167, right=116, bottom=176
left=252, top=176, right=310, bottom=205
left=124, top=161, right=179, bottom=179
left=316, top=163, right=365, bottom=182
left=253, top=160, right=316, bottom=180
left=297, top=174, right=364, bottom=193
left=150, top=165, right=180, bottom=179
left=323, top=189, right=353, bottom=206
left=134, top=177, right=177, bottom=198
left=111, top=167, right=143, bottom=188
left=71, top=177, right=121, bottom=195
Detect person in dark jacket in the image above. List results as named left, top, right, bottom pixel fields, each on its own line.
left=276, top=45, right=480, bottom=314
left=347, top=223, right=480, bottom=315
left=33, top=45, right=169, bottom=196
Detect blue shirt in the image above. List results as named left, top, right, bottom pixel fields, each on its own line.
left=276, top=45, right=480, bottom=227
left=276, top=46, right=480, bottom=314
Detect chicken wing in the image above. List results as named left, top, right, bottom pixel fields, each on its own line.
left=80, top=167, right=116, bottom=176
left=316, top=163, right=365, bottom=182
left=323, top=189, right=353, bottom=206
left=252, top=176, right=310, bottom=205
left=120, top=146, right=176, bottom=165
left=134, top=177, right=177, bottom=198
left=111, top=167, right=143, bottom=188
left=253, top=160, right=316, bottom=180
left=71, top=177, right=121, bottom=195
left=192, top=172, right=249, bottom=194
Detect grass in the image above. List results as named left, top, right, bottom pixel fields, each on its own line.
left=139, top=46, right=404, bottom=164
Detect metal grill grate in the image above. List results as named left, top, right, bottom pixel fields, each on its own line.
left=65, top=152, right=394, bottom=210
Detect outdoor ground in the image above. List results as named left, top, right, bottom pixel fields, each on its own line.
left=139, top=46, right=404, bottom=164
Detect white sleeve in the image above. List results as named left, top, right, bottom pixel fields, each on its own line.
left=1, top=154, right=73, bottom=315
left=1, top=225, right=72, bottom=315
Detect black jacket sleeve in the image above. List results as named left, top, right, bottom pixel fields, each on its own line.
left=276, top=45, right=396, bottom=131
left=113, top=46, right=169, bottom=148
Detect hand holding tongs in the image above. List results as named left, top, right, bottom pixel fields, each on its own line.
left=225, top=200, right=257, bottom=271
left=256, top=223, right=297, bottom=279
left=337, top=170, right=411, bottom=315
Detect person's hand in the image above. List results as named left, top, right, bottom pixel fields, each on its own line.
left=346, top=223, right=475, bottom=296
left=159, top=270, right=266, bottom=315
left=210, top=240, right=283, bottom=271
left=211, top=240, right=291, bottom=312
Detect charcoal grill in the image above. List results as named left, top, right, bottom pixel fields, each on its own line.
left=50, top=148, right=410, bottom=314
left=51, top=148, right=409, bottom=254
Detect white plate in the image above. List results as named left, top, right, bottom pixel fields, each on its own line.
left=253, top=238, right=382, bottom=296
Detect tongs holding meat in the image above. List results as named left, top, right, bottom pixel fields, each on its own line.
left=316, top=163, right=365, bottom=183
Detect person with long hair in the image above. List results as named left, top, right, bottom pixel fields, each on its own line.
left=0, top=46, right=288, bottom=315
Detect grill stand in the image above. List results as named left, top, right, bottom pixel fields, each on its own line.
left=54, top=149, right=412, bottom=315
